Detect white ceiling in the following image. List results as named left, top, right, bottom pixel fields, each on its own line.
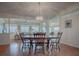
left=0, top=2, right=76, bottom=20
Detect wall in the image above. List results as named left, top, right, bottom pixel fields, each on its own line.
left=60, top=9, right=79, bottom=48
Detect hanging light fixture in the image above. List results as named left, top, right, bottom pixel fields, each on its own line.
left=36, top=2, right=43, bottom=21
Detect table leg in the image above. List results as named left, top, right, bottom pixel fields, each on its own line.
left=47, top=40, right=49, bottom=49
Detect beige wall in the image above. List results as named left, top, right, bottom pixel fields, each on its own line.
left=52, top=3, right=79, bottom=48
left=60, top=10, right=79, bottom=48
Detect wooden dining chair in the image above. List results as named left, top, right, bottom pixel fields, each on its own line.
left=33, top=32, right=46, bottom=54
left=50, top=32, right=63, bottom=52
left=19, top=33, right=30, bottom=49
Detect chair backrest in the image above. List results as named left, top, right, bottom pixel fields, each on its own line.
left=34, top=32, right=46, bottom=43
left=19, top=33, right=24, bottom=42
left=34, top=32, right=46, bottom=37
left=57, top=32, right=63, bottom=38
left=50, top=32, right=54, bottom=35
left=57, top=32, right=63, bottom=43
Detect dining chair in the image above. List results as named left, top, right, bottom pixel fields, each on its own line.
left=50, top=32, right=54, bottom=35
left=50, top=32, right=63, bottom=52
left=33, top=32, right=46, bottom=54
left=19, top=33, right=30, bottom=49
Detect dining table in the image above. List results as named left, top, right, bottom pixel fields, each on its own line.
left=22, top=34, right=59, bottom=49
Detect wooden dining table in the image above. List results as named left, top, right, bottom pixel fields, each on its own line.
left=22, top=35, right=59, bottom=49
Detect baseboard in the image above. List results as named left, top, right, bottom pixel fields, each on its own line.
left=61, top=43, right=79, bottom=48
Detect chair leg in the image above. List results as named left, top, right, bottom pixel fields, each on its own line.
left=34, top=45, right=37, bottom=54
left=58, top=45, right=60, bottom=52
left=43, top=46, right=45, bottom=54
left=44, top=44, right=47, bottom=54
left=22, top=43, right=24, bottom=49
left=54, top=44, right=60, bottom=52
left=22, top=45, right=23, bottom=49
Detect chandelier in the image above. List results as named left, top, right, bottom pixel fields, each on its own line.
left=36, top=2, right=43, bottom=21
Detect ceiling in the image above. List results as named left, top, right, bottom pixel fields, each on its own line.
left=0, top=2, right=76, bottom=20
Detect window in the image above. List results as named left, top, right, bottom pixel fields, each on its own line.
left=31, top=26, right=39, bottom=33
left=54, top=27, right=59, bottom=32
left=42, top=26, right=46, bottom=32
left=49, top=26, right=59, bottom=33
left=20, top=25, right=29, bottom=33
left=10, top=24, right=17, bottom=33
left=0, top=23, right=9, bottom=34
left=6, top=24, right=9, bottom=33
left=49, top=27, right=54, bottom=33
left=0, top=24, right=3, bottom=33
